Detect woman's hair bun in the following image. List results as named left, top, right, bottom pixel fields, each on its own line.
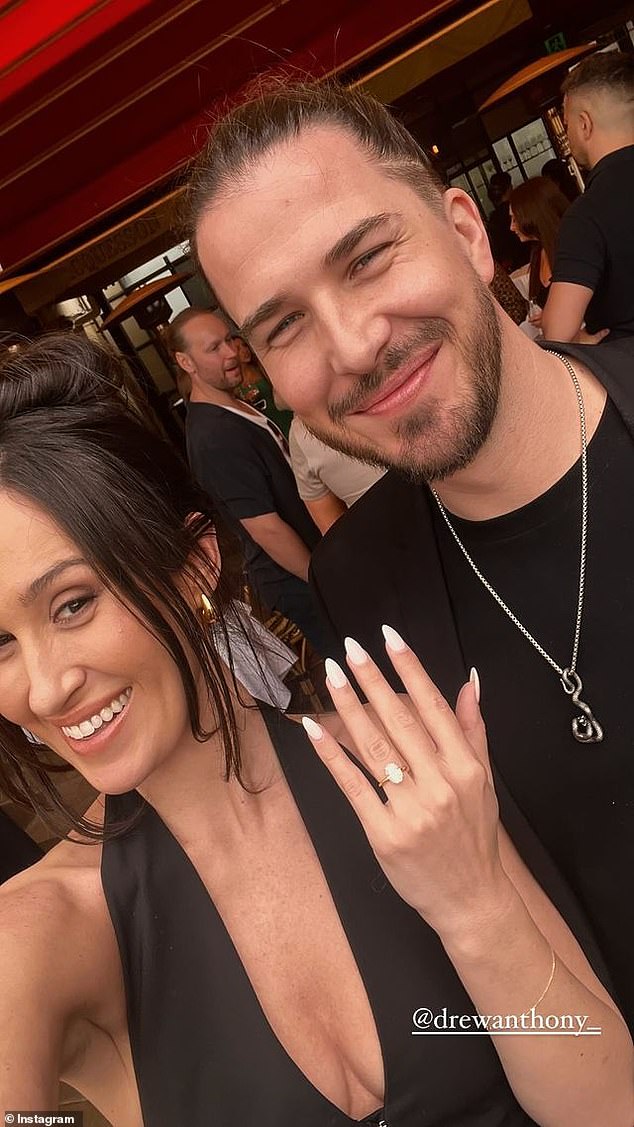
left=0, top=332, right=131, bottom=423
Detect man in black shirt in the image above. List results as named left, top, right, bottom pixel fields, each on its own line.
left=543, top=52, right=634, bottom=341
left=190, top=83, right=634, bottom=1028
left=170, top=308, right=328, bottom=655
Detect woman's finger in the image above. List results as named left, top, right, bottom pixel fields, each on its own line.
left=455, top=674, right=494, bottom=784
left=323, top=656, right=419, bottom=791
left=380, top=625, right=478, bottom=773
left=300, top=715, right=391, bottom=825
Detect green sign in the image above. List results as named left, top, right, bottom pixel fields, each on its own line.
left=545, top=32, right=567, bottom=54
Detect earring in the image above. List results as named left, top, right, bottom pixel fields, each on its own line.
left=199, top=592, right=216, bottom=625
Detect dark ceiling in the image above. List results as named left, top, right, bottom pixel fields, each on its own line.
left=0, top=0, right=459, bottom=276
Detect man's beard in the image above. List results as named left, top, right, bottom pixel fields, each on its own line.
left=306, top=278, right=502, bottom=484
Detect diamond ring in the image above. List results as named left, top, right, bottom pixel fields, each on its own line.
left=377, top=761, right=410, bottom=789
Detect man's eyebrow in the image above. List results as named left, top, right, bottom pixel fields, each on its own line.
left=20, top=558, right=87, bottom=607
left=323, top=212, right=400, bottom=268
left=239, top=295, right=290, bottom=342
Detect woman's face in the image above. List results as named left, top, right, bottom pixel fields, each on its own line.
left=0, top=490, right=198, bottom=796
left=509, top=208, right=529, bottom=242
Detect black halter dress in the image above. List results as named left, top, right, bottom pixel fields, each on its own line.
left=101, top=706, right=605, bottom=1126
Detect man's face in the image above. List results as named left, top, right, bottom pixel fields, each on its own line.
left=563, top=94, right=589, bottom=169
left=177, top=313, right=241, bottom=391
left=197, top=127, right=502, bottom=482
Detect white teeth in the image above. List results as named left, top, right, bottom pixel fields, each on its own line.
left=62, top=688, right=131, bottom=740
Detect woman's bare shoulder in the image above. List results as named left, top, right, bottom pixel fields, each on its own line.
left=0, top=796, right=114, bottom=990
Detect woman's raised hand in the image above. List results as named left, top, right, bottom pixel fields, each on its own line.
left=302, top=627, right=512, bottom=945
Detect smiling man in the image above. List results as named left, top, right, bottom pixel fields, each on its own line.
left=187, top=81, right=634, bottom=1030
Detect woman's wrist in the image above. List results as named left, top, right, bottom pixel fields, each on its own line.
left=436, top=871, right=528, bottom=964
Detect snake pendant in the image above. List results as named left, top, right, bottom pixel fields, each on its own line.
left=560, top=669, right=603, bottom=743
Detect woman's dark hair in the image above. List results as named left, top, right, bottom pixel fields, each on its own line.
left=0, top=333, right=246, bottom=840
left=508, top=177, right=569, bottom=302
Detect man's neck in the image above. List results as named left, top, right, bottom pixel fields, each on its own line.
left=189, top=384, right=240, bottom=409
left=589, top=134, right=634, bottom=169
left=432, top=324, right=607, bottom=521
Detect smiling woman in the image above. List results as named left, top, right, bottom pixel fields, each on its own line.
left=0, top=333, right=246, bottom=836
left=0, top=332, right=632, bottom=1127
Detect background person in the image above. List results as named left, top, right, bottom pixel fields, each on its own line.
left=289, top=417, right=385, bottom=533
left=168, top=307, right=330, bottom=656
left=508, top=176, right=570, bottom=318
left=0, top=333, right=632, bottom=1127
left=485, top=171, right=530, bottom=273
left=543, top=52, right=634, bottom=342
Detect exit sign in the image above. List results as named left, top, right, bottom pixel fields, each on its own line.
left=545, top=32, right=567, bottom=53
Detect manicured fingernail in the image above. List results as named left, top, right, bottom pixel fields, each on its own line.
left=382, top=624, right=407, bottom=652
left=470, top=666, right=481, bottom=704
left=302, top=716, right=323, bottom=740
left=344, top=637, right=368, bottom=666
left=325, top=657, right=348, bottom=688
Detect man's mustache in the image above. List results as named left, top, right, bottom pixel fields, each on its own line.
left=328, top=320, right=452, bottom=424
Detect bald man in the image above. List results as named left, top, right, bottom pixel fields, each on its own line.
left=543, top=52, right=634, bottom=342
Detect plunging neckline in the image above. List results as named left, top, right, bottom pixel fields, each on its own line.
left=138, top=706, right=388, bottom=1124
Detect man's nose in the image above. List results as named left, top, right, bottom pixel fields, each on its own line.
left=318, top=297, right=390, bottom=378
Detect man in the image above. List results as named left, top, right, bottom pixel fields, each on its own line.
left=288, top=416, right=384, bottom=533
left=542, top=52, right=634, bottom=341
left=188, top=81, right=634, bottom=1028
left=169, top=307, right=329, bottom=655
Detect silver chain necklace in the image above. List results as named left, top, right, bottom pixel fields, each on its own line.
left=432, top=351, right=603, bottom=744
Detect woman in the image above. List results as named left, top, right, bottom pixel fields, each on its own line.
left=508, top=176, right=569, bottom=312
left=0, top=334, right=632, bottom=1127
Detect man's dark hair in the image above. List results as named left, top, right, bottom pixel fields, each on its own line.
left=186, top=78, right=445, bottom=269
left=0, top=333, right=247, bottom=839
left=562, top=51, right=634, bottom=107
left=488, top=171, right=512, bottom=206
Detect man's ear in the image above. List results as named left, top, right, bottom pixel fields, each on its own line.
left=175, top=350, right=195, bottom=375
left=579, top=109, right=593, bottom=140
left=443, top=188, right=495, bottom=285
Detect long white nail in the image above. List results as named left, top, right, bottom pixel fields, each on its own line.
left=470, top=666, right=481, bottom=705
left=344, top=637, right=368, bottom=666
left=325, top=657, right=348, bottom=688
left=302, top=716, right=323, bottom=740
left=382, top=624, right=407, bottom=652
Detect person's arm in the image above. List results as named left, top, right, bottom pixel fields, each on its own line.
left=302, top=641, right=634, bottom=1127
left=0, top=880, right=89, bottom=1112
left=542, top=281, right=595, bottom=341
left=288, top=422, right=345, bottom=534
left=544, top=204, right=608, bottom=343
left=305, top=490, right=347, bottom=534
left=241, top=512, right=311, bottom=581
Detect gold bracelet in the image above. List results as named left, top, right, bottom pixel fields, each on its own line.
left=522, top=948, right=557, bottom=1016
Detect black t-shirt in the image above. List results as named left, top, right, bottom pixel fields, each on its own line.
left=186, top=402, right=319, bottom=603
left=552, top=145, right=634, bottom=336
left=431, top=395, right=634, bottom=1023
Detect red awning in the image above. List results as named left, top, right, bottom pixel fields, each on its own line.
left=0, top=0, right=455, bottom=275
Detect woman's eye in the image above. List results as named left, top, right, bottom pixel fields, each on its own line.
left=268, top=312, right=303, bottom=344
left=54, top=595, right=96, bottom=624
